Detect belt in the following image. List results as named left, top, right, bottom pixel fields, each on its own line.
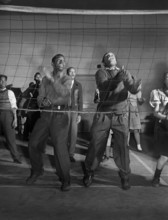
left=51, top=105, right=69, bottom=110
left=97, top=111, right=126, bottom=116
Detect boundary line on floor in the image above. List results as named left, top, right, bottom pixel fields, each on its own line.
left=0, top=184, right=151, bottom=189
left=130, top=151, right=168, bottom=185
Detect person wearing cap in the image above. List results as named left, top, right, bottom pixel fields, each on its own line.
left=26, top=54, right=72, bottom=191
left=0, top=74, right=21, bottom=164
left=82, top=52, right=141, bottom=190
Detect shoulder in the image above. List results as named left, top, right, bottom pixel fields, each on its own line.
left=150, top=89, right=162, bottom=97
left=61, top=74, right=72, bottom=87
left=96, top=68, right=107, bottom=75
left=62, top=74, right=72, bottom=82
left=42, top=76, right=48, bottom=82
left=29, top=82, right=35, bottom=88
left=95, top=68, right=107, bottom=78
left=149, top=89, right=163, bottom=107
left=41, top=76, right=52, bottom=86
left=22, top=86, right=31, bottom=95
left=74, top=80, right=82, bottom=87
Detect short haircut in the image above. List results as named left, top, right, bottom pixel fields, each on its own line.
left=34, top=72, right=41, bottom=79
left=67, top=67, right=74, bottom=75
left=51, top=54, right=65, bottom=63
left=0, top=74, right=7, bottom=81
left=102, top=52, right=116, bottom=66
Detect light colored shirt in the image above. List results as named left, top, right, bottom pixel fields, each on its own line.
left=150, top=89, right=168, bottom=113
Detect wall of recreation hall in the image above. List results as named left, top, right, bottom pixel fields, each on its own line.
left=1, top=12, right=168, bottom=134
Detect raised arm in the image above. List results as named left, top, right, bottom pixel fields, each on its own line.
left=123, top=70, right=141, bottom=94
left=37, top=77, right=48, bottom=107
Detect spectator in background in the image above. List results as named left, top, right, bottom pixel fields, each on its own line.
left=26, top=54, right=72, bottom=192
left=0, top=74, right=21, bottom=164
left=67, top=67, right=83, bottom=162
left=19, top=72, right=42, bottom=141
left=82, top=52, right=141, bottom=190
left=149, top=72, right=168, bottom=187
left=6, top=84, right=23, bottom=136
left=127, top=84, right=145, bottom=151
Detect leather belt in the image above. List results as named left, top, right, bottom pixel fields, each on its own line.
left=51, top=105, right=69, bottom=110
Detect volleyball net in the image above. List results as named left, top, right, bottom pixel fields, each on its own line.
left=0, top=5, right=168, bottom=119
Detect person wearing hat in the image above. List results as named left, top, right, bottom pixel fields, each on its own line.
left=26, top=54, right=72, bottom=191
left=83, top=52, right=141, bottom=190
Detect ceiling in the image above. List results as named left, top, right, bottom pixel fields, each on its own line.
left=0, top=0, right=168, bottom=10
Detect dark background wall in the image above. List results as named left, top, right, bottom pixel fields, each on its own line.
left=1, top=0, right=168, bottom=10
left=1, top=2, right=168, bottom=134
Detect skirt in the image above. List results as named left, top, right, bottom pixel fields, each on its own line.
left=154, top=119, right=168, bottom=156
left=128, top=105, right=141, bottom=130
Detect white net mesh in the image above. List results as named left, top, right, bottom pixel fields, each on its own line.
left=1, top=10, right=168, bottom=118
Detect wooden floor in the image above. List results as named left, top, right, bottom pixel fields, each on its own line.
left=0, top=134, right=168, bottom=220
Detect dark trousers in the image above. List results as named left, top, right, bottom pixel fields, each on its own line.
left=0, top=110, right=20, bottom=160
left=23, top=111, right=40, bottom=139
left=28, top=111, right=70, bottom=183
left=85, top=112, right=130, bottom=176
left=68, top=112, right=78, bottom=157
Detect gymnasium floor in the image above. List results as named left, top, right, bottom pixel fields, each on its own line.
left=0, top=134, right=168, bottom=220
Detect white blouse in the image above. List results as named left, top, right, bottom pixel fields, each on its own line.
left=149, top=89, right=168, bottom=113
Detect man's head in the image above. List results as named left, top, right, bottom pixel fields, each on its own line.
left=0, top=74, right=7, bottom=90
left=67, top=67, right=76, bottom=80
left=51, top=54, right=66, bottom=71
left=34, top=72, right=42, bottom=85
left=102, top=52, right=117, bottom=68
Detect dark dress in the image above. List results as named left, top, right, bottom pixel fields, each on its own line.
left=150, top=89, right=168, bottom=156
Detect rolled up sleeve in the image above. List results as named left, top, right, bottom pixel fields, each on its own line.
left=8, top=90, right=18, bottom=109
left=149, top=89, right=161, bottom=108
